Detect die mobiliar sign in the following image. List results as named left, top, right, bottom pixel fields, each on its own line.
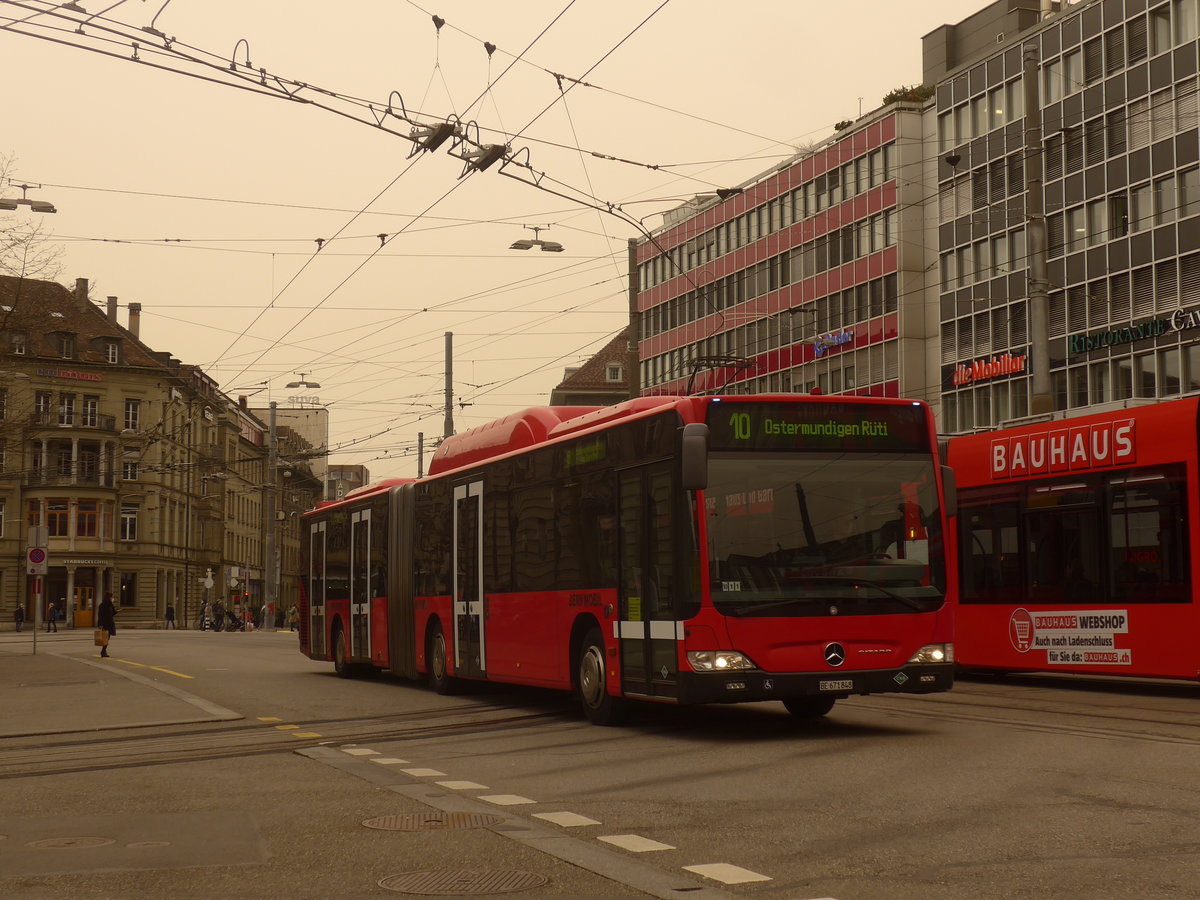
left=951, top=351, right=1028, bottom=387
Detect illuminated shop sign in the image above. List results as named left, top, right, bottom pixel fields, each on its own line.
left=37, top=367, right=102, bottom=382
left=951, top=351, right=1028, bottom=387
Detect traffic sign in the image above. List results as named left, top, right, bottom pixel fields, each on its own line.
left=27, top=546, right=47, bottom=575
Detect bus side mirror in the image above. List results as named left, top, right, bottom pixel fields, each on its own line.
left=681, top=423, right=709, bottom=491
left=941, top=465, right=957, bottom=519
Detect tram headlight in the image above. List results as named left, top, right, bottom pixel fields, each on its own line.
left=687, top=650, right=756, bottom=672
left=908, top=643, right=954, bottom=664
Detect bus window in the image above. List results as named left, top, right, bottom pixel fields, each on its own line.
left=1026, top=498, right=1102, bottom=605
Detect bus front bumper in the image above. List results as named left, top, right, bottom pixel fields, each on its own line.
left=676, top=664, right=954, bottom=704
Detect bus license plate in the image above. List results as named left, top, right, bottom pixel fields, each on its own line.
left=819, top=679, right=854, bottom=692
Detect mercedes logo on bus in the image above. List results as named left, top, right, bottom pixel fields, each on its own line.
left=824, top=642, right=847, bottom=667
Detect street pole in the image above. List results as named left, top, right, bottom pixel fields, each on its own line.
left=1024, top=41, right=1053, bottom=416
left=264, top=401, right=278, bottom=631
left=443, top=332, right=454, bottom=440
left=628, top=237, right=641, bottom=399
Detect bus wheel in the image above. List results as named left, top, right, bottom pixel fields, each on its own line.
left=578, top=627, right=625, bottom=726
left=783, top=696, right=836, bottom=719
left=332, top=625, right=352, bottom=678
left=428, top=623, right=456, bottom=695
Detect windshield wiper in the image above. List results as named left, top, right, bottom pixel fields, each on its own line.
left=801, top=575, right=930, bottom=611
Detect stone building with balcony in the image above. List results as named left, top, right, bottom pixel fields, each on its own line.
left=0, top=274, right=244, bottom=628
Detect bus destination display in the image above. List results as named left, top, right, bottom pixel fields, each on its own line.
left=707, top=401, right=930, bottom=452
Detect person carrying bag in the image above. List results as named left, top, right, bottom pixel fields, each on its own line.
left=96, top=593, right=118, bottom=658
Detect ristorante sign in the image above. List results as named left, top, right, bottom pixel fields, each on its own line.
left=37, top=367, right=102, bottom=382
left=1066, top=306, right=1200, bottom=355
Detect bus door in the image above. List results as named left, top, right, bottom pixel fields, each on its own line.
left=453, top=481, right=485, bottom=678
left=617, top=463, right=679, bottom=700
left=350, top=509, right=371, bottom=660
left=309, top=521, right=327, bottom=658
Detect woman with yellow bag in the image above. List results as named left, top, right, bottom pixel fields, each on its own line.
left=97, top=593, right=118, bottom=658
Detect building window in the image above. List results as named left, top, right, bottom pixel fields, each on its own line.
left=123, top=462, right=138, bottom=481
left=47, top=499, right=69, bottom=537
left=35, top=390, right=52, bottom=423
left=77, top=500, right=98, bottom=537
left=58, top=334, right=74, bottom=359
left=124, top=399, right=140, bottom=431
left=120, top=505, right=138, bottom=541
left=105, top=341, right=119, bottom=364
left=58, top=393, right=75, bottom=426
left=605, top=363, right=623, bottom=383
left=11, top=332, right=25, bottom=355
left=82, top=395, right=98, bottom=428
left=0, top=498, right=4, bottom=538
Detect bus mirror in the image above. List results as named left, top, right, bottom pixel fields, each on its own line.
left=941, top=465, right=957, bottom=519
left=681, top=423, right=709, bottom=491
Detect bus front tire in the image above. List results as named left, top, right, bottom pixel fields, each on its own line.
left=428, top=623, right=456, bottom=695
left=578, top=627, right=625, bottom=726
left=783, top=696, right=836, bottom=719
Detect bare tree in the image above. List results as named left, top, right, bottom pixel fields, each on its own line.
left=0, top=153, right=63, bottom=282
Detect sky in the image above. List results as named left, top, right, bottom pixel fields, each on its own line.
left=0, top=0, right=983, bottom=480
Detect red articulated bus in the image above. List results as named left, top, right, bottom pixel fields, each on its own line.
left=299, top=394, right=956, bottom=724
left=946, top=397, right=1200, bottom=681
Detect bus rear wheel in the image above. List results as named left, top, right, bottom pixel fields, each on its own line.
left=578, top=627, right=625, bottom=726
left=332, top=625, right=352, bottom=678
left=428, top=622, right=456, bottom=695
left=783, top=696, right=836, bottom=719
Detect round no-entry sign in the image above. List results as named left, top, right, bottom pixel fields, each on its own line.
left=28, top=548, right=45, bottom=564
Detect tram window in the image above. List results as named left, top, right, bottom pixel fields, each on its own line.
left=1109, top=466, right=1189, bottom=602
left=959, top=485, right=1022, bottom=603
left=1027, top=506, right=1102, bottom=604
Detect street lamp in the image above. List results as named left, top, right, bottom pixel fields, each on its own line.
left=509, top=225, right=564, bottom=252
left=0, top=183, right=57, bottom=214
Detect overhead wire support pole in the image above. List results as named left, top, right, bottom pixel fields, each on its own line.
left=443, top=332, right=454, bottom=441
left=628, top=237, right=640, bottom=399
left=264, top=401, right=278, bottom=631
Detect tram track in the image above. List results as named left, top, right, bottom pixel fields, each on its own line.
left=851, top=688, right=1200, bottom=747
left=0, top=704, right=567, bottom=780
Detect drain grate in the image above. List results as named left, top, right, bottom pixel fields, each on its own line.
left=379, top=869, right=548, bottom=895
left=27, top=836, right=116, bottom=850
left=363, top=813, right=503, bottom=832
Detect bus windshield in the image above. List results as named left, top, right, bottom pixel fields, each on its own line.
left=705, top=453, right=945, bottom=617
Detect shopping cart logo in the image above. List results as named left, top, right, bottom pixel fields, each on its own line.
left=1009, top=608, right=1035, bottom=653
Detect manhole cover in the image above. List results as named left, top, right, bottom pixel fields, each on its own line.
left=363, top=813, right=503, bottom=831
left=27, top=837, right=116, bottom=850
left=379, top=869, right=548, bottom=895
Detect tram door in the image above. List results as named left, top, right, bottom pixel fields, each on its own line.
left=617, top=462, right=679, bottom=699
left=350, top=509, right=372, bottom=660
left=309, top=522, right=327, bottom=658
left=453, top=481, right=485, bottom=678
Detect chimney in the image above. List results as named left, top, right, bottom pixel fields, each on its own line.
left=74, top=277, right=89, bottom=309
left=106, top=296, right=118, bottom=322
left=238, top=395, right=248, bottom=410
left=128, top=302, right=141, bottom=338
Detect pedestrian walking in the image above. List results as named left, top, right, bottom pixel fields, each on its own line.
left=213, top=599, right=226, bottom=632
left=165, top=602, right=176, bottom=629
left=45, top=601, right=58, bottom=633
left=97, top=592, right=118, bottom=658
left=287, top=604, right=299, bottom=632
left=13, top=605, right=24, bottom=632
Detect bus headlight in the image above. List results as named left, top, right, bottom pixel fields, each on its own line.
left=687, top=650, right=756, bottom=671
left=908, top=643, right=954, bottom=664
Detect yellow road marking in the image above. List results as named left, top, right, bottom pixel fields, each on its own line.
left=149, top=666, right=193, bottom=679
left=274, top=724, right=299, bottom=731
left=257, top=717, right=283, bottom=723
left=290, top=732, right=322, bottom=738
left=116, top=659, right=147, bottom=668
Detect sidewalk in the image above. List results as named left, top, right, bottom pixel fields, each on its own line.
left=0, top=636, right=241, bottom=738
